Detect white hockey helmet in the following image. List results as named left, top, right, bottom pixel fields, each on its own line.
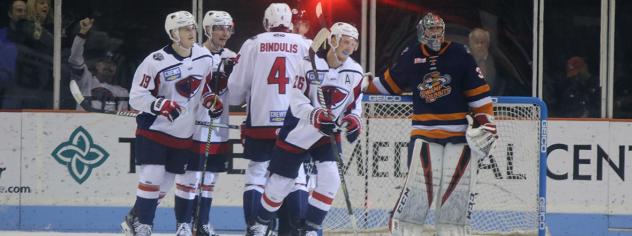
left=417, top=12, right=445, bottom=51
left=203, top=10, right=234, bottom=38
left=328, top=22, right=359, bottom=50
left=263, top=3, right=293, bottom=31
left=165, top=10, right=196, bottom=42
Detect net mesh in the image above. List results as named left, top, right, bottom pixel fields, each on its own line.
left=322, top=96, right=544, bottom=236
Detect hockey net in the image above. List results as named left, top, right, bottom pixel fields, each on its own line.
left=323, top=95, right=547, bottom=236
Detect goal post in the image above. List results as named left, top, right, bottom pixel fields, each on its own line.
left=323, top=95, right=548, bottom=236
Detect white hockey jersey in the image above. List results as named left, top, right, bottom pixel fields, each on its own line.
left=192, top=47, right=237, bottom=154
left=276, top=53, right=364, bottom=151
left=129, top=44, right=213, bottom=147
left=68, top=35, right=129, bottom=112
left=227, top=32, right=310, bottom=139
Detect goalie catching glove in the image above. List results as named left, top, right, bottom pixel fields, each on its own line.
left=202, top=93, right=224, bottom=118
left=310, top=108, right=337, bottom=136
left=341, top=114, right=361, bottom=143
left=151, top=98, right=183, bottom=122
left=465, top=113, right=498, bottom=155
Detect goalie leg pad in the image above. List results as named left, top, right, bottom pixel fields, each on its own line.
left=436, top=143, right=475, bottom=234
left=392, top=138, right=444, bottom=234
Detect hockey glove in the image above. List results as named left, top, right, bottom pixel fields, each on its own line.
left=310, top=108, right=336, bottom=136
left=465, top=113, right=498, bottom=155
left=202, top=93, right=224, bottom=118
left=151, top=98, right=183, bottom=122
left=341, top=114, right=361, bottom=143
left=210, top=71, right=228, bottom=94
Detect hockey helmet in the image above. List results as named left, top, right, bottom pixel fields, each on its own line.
left=263, top=3, right=293, bottom=31
left=165, top=10, right=196, bottom=42
left=328, top=22, right=359, bottom=50
left=203, top=10, right=234, bottom=38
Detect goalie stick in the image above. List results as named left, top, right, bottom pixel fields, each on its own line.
left=309, top=7, right=359, bottom=233
left=69, top=79, right=238, bottom=129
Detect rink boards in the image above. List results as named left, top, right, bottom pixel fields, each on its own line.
left=0, top=112, right=632, bottom=235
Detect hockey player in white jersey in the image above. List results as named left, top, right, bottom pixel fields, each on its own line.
left=121, top=11, right=216, bottom=236
left=227, top=3, right=312, bottom=235
left=186, top=10, right=237, bottom=236
left=249, top=22, right=364, bottom=236
left=68, top=17, right=128, bottom=112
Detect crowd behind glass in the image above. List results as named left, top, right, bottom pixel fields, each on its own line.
left=0, top=0, right=630, bottom=118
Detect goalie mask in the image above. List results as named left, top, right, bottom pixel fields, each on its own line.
left=165, top=11, right=196, bottom=43
left=417, top=13, right=445, bottom=52
left=203, top=10, right=234, bottom=39
left=263, top=3, right=293, bottom=32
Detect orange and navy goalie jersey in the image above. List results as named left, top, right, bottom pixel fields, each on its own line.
left=366, top=39, right=493, bottom=144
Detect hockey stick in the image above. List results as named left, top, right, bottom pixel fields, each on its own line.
left=193, top=58, right=226, bottom=236
left=69, top=79, right=238, bottom=130
left=309, top=27, right=359, bottom=235
left=69, top=79, right=139, bottom=117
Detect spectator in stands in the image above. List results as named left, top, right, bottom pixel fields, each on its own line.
left=1, top=0, right=54, bottom=109
left=551, top=56, right=600, bottom=117
left=68, top=17, right=129, bottom=112
left=14, top=0, right=53, bottom=52
left=468, top=28, right=505, bottom=96
left=0, top=0, right=27, bottom=105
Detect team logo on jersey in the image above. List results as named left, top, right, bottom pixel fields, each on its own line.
left=175, top=76, right=203, bottom=98
left=164, top=67, right=182, bottom=81
left=321, top=86, right=349, bottom=109
left=153, top=52, right=164, bottom=61
left=417, top=71, right=452, bottom=103
left=269, top=110, right=286, bottom=122
left=51, top=126, right=109, bottom=184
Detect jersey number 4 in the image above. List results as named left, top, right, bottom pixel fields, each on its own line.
left=267, top=57, right=288, bottom=94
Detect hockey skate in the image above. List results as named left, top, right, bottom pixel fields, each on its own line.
left=121, top=210, right=153, bottom=236
left=176, top=222, right=193, bottom=236
left=196, top=223, right=219, bottom=236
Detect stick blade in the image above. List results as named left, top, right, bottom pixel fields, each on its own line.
left=311, top=28, right=330, bottom=52
left=69, top=79, right=97, bottom=112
